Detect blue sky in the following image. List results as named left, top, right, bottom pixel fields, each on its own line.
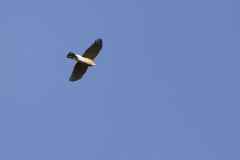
left=0, top=0, right=240, bottom=159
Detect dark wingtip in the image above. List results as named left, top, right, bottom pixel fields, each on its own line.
left=95, top=39, right=102, bottom=46
left=69, top=77, right=81, bottom=82
left=69, top=79, right=74, bottom=82
left=69, top=76, right=76, bottom=82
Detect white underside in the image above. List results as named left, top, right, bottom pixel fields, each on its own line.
left=74, top=54, right=95, bottom=66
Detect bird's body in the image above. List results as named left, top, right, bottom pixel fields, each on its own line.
left=67, top=39, right=102, bottom=82
left=67, top=53, right=96, bottom=66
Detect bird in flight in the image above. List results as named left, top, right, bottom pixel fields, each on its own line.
left=66, top=39, right=103, bottom=82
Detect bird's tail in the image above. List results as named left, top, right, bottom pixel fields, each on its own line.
left=67, top=52, right=77, bottom=59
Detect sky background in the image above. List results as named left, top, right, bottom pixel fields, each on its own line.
left=0, top=0, right=240, bottom=160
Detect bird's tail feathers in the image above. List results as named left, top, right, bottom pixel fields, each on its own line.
left=67, top=52, right=77, bottom=59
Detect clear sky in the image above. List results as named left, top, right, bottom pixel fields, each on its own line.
left=0, top=0, right=239, bottom=160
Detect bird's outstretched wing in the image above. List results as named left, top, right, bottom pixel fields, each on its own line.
left=82, top=39, right=103, bottom=60
left=69, top=62, right=88, bottom=82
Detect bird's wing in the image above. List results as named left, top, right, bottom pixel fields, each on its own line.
left=82, top=39, right=103, bottom=60
left=69, top=62, right=88, bottom=82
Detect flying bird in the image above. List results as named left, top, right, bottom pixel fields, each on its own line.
left=66, top=39, right=103, bottom=82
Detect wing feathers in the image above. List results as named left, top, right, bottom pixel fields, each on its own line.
left=69, top=62, right=88, bottom=82
left=82, top=39, right=103, bottom=60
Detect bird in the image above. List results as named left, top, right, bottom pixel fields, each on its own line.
left=66, top=39, right=103, bottom=82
